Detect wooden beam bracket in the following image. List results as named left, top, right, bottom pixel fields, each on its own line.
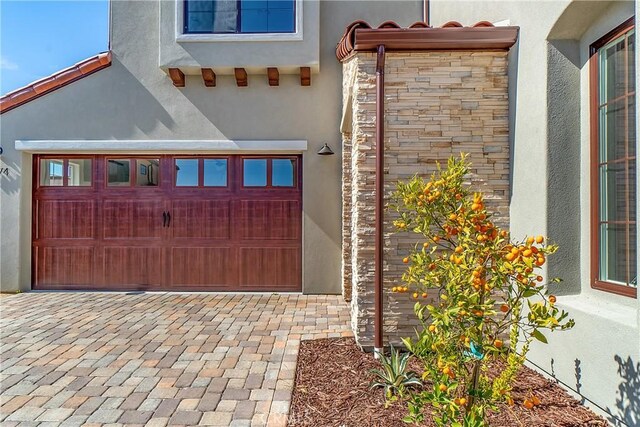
left=300, top=67, right=311, bottom=86
left=201, top=68, right=216, bottom=87
left=234, top=68, right=248, bottom=87
left=168, top=68, right=185, bottom=87
left=267, top=68, right=279, bottom=86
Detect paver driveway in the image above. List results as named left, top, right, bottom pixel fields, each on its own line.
left=0, top=293, right=352, bottom=426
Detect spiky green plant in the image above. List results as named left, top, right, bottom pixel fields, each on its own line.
left=370, top=345, right=422, bottom=399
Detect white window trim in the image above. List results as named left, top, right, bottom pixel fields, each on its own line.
left=175, top=0, right=303, bottom=42
left=15, top=140, right=308, bottom=153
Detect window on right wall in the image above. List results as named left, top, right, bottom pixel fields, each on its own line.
left=590, top=17, right=637, bottom=298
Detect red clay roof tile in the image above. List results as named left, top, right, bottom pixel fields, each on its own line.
left=0, top=51, right=112, bottom=114
left=336, top=20, right=519, bottom=62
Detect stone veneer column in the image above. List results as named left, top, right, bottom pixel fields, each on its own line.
left=342, top=51, right=511, bottom=349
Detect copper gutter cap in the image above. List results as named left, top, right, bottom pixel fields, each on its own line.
left=336, top=21, right=519, bottom=62
left=0, top=51, right=112, bottom=114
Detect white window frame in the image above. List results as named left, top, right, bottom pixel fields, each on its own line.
left=175, top=0, right=303, bottom=42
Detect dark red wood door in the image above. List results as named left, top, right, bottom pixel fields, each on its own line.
left=32, top=155, right=302, bottom=291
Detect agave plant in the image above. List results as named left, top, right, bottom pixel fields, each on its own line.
left=370, top=345, right=422, bottom=399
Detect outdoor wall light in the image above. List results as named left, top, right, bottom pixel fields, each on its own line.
left=317, top=143, right=335, bottom=156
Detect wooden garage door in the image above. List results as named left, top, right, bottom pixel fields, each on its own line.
left=32, top=155, right=302, bottom=291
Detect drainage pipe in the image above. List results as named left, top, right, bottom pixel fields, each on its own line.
left=423, top=0, right=430, bottom=26
left=374, top=44, right=386, bottom=356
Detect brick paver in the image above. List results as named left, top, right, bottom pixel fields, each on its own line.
left=0, top=293, right=352, bottom=426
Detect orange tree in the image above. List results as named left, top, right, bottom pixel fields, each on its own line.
left=390, top=155, right=574, bottom=427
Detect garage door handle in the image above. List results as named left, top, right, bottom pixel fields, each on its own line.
left=166, top=212, right=171, bottom=227
left=162, top=211, right=167, bottom=227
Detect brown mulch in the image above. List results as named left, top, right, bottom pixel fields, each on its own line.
left=288, top=338, right=608, bottom=427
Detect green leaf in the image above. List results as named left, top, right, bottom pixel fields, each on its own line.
left=531, top=329, right=548, bottom=344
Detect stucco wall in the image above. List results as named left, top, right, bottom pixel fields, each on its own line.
left=0, top=0, right=423, bottom=294
left=430, top=1, right=639, bottom=424
left=343, top=50, right=511, bottom=349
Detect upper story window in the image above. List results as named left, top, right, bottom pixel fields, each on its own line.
left=184, top=0, right=296, bottom=34
left=590, top=17, right=637, bottom=298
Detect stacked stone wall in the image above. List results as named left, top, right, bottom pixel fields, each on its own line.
left=342, top=51, right=511, bottom=349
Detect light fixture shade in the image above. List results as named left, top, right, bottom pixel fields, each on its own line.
left=317, top=143, right=335, bottom=155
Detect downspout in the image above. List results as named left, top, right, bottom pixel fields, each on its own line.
left=423, top=0, right=430, bottom=26
left=374, top=44, right=386, bottom=356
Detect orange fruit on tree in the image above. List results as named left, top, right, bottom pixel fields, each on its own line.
left=549, top=295, right=557, bottom=304
left=532, top=395, right=541, bottom=406
left=536, top=275, right=543, bottom=282
left=494, top=339, right=503, bottom=348
left=422, top=292, right=428, bottom=298
left=428, top=325, right=436, bottom=332
left=438, top=384, right=447, bottom=392
left=459, top=397, right=467, bottom=406
left=413, top=292, right=419, bottom=299
left=403, top=257, right=409, bottom=264
left=500, top=304, right=509, bottom=313
left=526, top=236, right=535, bottom=245
left=455, top=246, right=463, bottom=254
left=523, top=400, right=534, bottom=410
left=535, top=235, right=544, bottom=244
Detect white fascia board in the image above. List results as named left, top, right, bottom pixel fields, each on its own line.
left=15, top=140, right=308, bottom=153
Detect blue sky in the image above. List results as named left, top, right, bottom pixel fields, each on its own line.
left=0, top=0, right=109, bottom=95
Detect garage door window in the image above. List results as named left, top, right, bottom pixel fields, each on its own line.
left=136, top=159, right=160, bottom=187
left=39, top=158, right=92, bottom=187
left=174, top=158, right=228, bottom=187
left=204, top=159, right=227, bottom=186
left=272, top=159, right=296, bottom=187
left=243, top=159, right=268, bottom=186
left=107, top=159, right=131, bottom=186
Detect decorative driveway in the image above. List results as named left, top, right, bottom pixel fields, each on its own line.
left=0, top=293, right=352, bottom=426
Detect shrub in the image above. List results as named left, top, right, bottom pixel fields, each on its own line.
left=370, top=345, right=422, bottom=402
left=390, top=155, right=574, bottom=426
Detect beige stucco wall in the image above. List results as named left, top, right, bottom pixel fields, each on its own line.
left=343, top=50, right=511, bottom=349
left=429, top=1, right=639, bottom=424
left=0, top=0, right=423, bottom=294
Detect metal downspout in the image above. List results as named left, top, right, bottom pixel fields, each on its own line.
left=374, top=44, right=386, bottom=357
left=423, top=0, right=430, bottom=26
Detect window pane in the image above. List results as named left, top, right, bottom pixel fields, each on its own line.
left=185, top=0, right=214, bottom=32
left=175, top=159, right=199, bottom=186
left=241, top=8, right=268, bottom=32
left=243, top=159, right=267, bottom=186
left=136, top=159, right=160, bottom=187
left=599, top=101, right=627, bottom=162
left=628, top=30, right=635, bottom=93
left=599, top=163, right=627, bottom=222
left=204, top=159, right=228, bottom=186
left=630, top=225, right=637, bottom=287
left=599, top=223, right=628, bottom=284
left=630, top=161, right=636, bottom=222
left=599, top=35, right=626, bottom=102
left=268, top=8, right=295, bottom=32
left=107, top=159, right=131, bottom=186
left=40, top=159, right=64, bottom=186
left=213, top=0, right=238, bottom=33
left=629, top=99, right=636, bottom=158
left=68, top=159, right=92, bottom=187
left=272, top=159, right=295, bottom=187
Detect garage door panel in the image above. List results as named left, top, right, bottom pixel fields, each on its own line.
left=170, top=200, right=230, bottom=240
left=239, top=247, right=301, bottom=289
left=35, top=246, right=94, bottom=287
left=33, top=155, right=301, bottom=292
left=103, top=199, right=164, bottom=239
left=103, top=247, right=164, bottom=286
left=37, top=200, right=95, bottom=239
left=237, top=200, right=300, bottom=240
left=170, top=247, right=234, bottom=286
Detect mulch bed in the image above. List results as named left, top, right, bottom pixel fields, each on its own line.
left=288, top=338, right=608, bottom=427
